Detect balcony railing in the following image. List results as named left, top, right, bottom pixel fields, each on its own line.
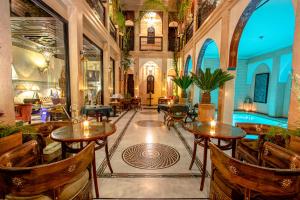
left=86, top=0, right=106, bottom=26
left=197, top=0, right=219, bottom=29
left=185, top=21, right=194, bottom=44
left=140, top=36, right=163, bottom=51
left=109, top=18, right=117, bottom=41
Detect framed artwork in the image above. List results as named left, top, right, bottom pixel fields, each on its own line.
left=254, top=73, right=269, bottom=103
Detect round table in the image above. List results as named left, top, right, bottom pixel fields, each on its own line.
left=50, top=121, right=116, bottom=198
left=183, top=121, right=246, bottom=191
left=109, top=101, right=120, bottom=117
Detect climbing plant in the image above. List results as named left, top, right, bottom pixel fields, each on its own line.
left=121, top=29, right=133, bottom=94
left=177, top=0, right=192, bottom=23
left=141, top=0, right=168, bottom=12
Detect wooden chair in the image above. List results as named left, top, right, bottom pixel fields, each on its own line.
left=261, top=141, right=300, bottom=169
left=184, top=103, right=198, bottom=123
left=0, top=140, right=94, bottom=200
left=209, top=143, right=300, bottom=200
left=15, top=103, right=33, bottom=124
left=131, top=97, right=142, bottom=110
left=166, top=105, right=189, bottom=130
left=235, top=123, right=272, bottom=165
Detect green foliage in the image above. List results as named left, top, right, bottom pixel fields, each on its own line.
left=191, top=68, right=234, bottom=92
left=266, top=126, right=300, bottom=140
left=172, top=75, right=193, bottom=90
left=177, top=0, right=192, bottom=22
left=141, top=0, right=168, bottom=11
left=121, top=29, right=132, bottom=72
left=111, top=0, right=126, bottom=33
left=0, top=124, right=33, bottom=138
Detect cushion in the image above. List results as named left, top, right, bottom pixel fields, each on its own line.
left=43, top=142, right=61, bottom=163
left=59, top=170, right=89, bottom=200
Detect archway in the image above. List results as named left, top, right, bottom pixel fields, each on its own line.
left=194, top=39, right=220, bottom=110
left=231, top=0, right=295, bottom=123
left=184, top=55, right=192, bottom=75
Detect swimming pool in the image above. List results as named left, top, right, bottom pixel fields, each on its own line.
left=232, top=112, right=287, bottom=128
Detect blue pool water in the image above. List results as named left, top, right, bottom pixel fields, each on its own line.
left=232, top=112, right=287, bottom=128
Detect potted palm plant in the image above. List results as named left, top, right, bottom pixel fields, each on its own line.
left=172, top=75, right=193, bottom=104
left=192, top=68, right=234, bottom=122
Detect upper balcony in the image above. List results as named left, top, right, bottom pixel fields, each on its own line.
left=196, top=0, right=220, bottom=30
left=86, top=0, right=106, bottom=26
left=140, top=36, right=163, bottom=51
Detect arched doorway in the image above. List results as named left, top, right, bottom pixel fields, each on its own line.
left=230, top=0, right=295, bottom=123
left=194, top=39, right=220, bottom=111
left=184, top=55, right=192, bottom=75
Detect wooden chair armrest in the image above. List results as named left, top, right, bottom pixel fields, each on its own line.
left=0, top=140, right=40, bottom=167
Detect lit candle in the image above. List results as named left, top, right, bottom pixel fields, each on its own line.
left=83, top=120, right=89, bottom=130
left=210, top=120, right=216, bottom=128
left=210, top=120, right=216, bottom=135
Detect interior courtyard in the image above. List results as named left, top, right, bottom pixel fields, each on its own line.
left=0, top=0, right=300, bottom=199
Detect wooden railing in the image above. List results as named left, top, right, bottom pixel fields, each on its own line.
left=109, top=18, right=117, bottom=41
left=86, top=0, right=106, bottom=26
left=197, top=0, right=219, bottom=29
left=140, top=36, right=163, bottom=51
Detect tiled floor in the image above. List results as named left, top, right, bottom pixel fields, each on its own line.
left=94, top=109, right=213, bottom=199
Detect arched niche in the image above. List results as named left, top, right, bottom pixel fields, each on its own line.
left=140, top=12, right=163, bottom=36
left=184, top=55, right=192, bottom=75
left=169, top=21, right=178, bottom=27
left=194, top=38, right=220, bottom=109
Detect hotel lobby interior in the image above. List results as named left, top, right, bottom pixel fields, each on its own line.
left=0, top=0, right=300, bottom=199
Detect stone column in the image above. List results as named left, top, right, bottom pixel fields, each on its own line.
left=163, top=11, right=168, bottom=52
left=134, top=56, right=140, bottom=96
left=103, top=42, right=110, bottom=104
left=115, top=55, right=120, bottom=93
left=68, top=7, right=83, bottom=111
left=134, top=11, right=140, bottom=51
left=288, top=0, right=300, bottom=128
left=162, top=58, right=168, bottom=96
left=218, top=10, right=234, bottom=124
left=0, top=0, right=15, bottom=124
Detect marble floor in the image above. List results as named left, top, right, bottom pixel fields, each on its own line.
left=93, top=109, right=218, bottom=199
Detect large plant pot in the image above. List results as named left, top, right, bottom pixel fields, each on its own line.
left=198, top=104, right=215, bottom=122
left=0, top=132, right=22, bottom=155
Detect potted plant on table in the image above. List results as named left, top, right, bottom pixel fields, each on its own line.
left=192, top=68, right=234, bottom=122
left=172, top=75, right=194, bottom=104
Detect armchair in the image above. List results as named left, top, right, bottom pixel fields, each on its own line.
left=15, top=103, right=33, bottom=124
left=0, top=140, right=94, bottom=200
left=209, top=143, right=300, bottom=200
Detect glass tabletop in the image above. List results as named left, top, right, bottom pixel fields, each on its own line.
left=184, top=121, right=246, bottom=139
left=51, top=121, right=116, bottom=142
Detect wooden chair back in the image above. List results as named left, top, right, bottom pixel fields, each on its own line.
left=0, top=141, right=94, bottom=197
left=262, top=141, right=300, bottom=169
left=210, top=143, right=300, bottom=199
left=235, top=123, right=271, bottom=135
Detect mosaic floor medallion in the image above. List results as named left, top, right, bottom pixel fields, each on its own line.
left=122, top=143, right=180, bottom=169
left=135, top=120, right=164, bottom=127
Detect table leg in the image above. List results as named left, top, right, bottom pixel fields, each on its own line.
left=92, top=150, right=99, bottom=198
left=232, top=139, right=237, bottom=158
left=200, top=138, right=208, bottom=191
left=189, top=140, right=197, bottom=170
left=104, top=138, right=113, bottom=173
left=61, top=142, right=67, bottom=159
